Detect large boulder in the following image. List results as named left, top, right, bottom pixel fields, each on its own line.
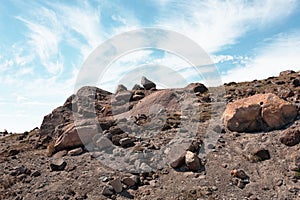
left=223, top=93, right=297, bottom=132
left=54, top=123, right=99, bottom=151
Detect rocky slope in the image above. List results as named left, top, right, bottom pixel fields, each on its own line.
left=1, top=71, right=300, bottom=200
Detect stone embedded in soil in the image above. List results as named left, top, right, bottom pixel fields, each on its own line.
left=50, top=158, right=67, bottom=171
left=68, top=147, right=83, bottom=156
left=102, top=185, right=114, bottom=196
left=31, top=170, right=41, bottom=177
left=280, top=127, right=300, bottom=146
left=52, top=150, right=68, bottom=158
left=110, top=178, right=123, bottom=193
left=185, top=151, right=201, bottom=171
left=231, top=169, right=249, bottom=180
left=122, top=176, right=137, bottom=186
left=119, top=137, right=136, bottom=147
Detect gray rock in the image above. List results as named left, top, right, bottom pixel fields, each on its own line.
left=141, top=76, right=156, bottom=90
left=132, top=84, right=143, bottom=90
left=96, top=137, right=113, bottom=151
left=115, top=90, right=133, bottom=101
left=115, top=84, right=127, bottom=93
left=110, top=178, right=123, bottom=193
left=50, top=158, right=67, bottom=171
left=102, top=185, right=114, bottom=196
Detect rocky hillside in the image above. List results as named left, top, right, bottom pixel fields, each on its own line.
left=1, top=71, right=300, bottom=200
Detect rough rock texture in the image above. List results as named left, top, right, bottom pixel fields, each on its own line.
left=223, top=93, right=297, bottom=132
left=280, top=126, right=300, bottom=146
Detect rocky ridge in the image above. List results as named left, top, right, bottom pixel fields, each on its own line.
left=1, top=71, right=300, bottom=199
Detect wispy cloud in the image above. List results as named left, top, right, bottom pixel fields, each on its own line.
left=222, top=31, right=300, bottom=83
left=156, top=0, right=298, bottom=53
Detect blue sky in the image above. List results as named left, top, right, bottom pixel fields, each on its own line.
left=1, top=0, right=300, bottom=132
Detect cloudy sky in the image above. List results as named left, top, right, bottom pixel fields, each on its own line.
left=1, top=0, right=300, bottom=132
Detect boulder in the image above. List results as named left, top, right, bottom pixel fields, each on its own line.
left=223, top=93, right=297, bottom=132
left=141, top=76, right=156, bottom=90
left=54, top=123, right=99, bottom=151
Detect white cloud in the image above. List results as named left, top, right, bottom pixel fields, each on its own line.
left=156, top=0, right=298, bottom=53
left=222, top=31, right=300, bottom=83
left=16, top=7, right=63, bottom=75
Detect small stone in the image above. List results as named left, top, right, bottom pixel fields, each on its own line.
left=110, top=178, right=123, bottom=193
left=122, top=177, right=136, bottom=186
left=221, top=163, right=228, bottom=168
left=231, top=169, right=249, bottom=180
left=185, top=151, right=201, bottom=171
left=50, top=158, right=67, bottom=171
left=31, top=170, right=41, bottom=177
left=68, top=147, right=83, bottom=156
left=276, top=179, right=283, bottom=187
left=102, top=186, right=114, bottom=196
left=237, top=180, right=246, bottom=189
left=119, top=137, right=135, bottom=147
left=101, top=176, right=109, bottom=182
left=211, top=186, right=218, bottom=191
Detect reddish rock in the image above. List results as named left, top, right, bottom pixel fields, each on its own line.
left=280, top=127, right=300, bottom=146
left=223, top=93, right=297, bottom=132
left=54, top=123, right=99, bottom=151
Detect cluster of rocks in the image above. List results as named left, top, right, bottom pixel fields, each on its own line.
left=2, top=71, right=300, bottom=199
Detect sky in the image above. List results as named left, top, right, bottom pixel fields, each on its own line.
left=1, top=0, right=300, bottom=132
